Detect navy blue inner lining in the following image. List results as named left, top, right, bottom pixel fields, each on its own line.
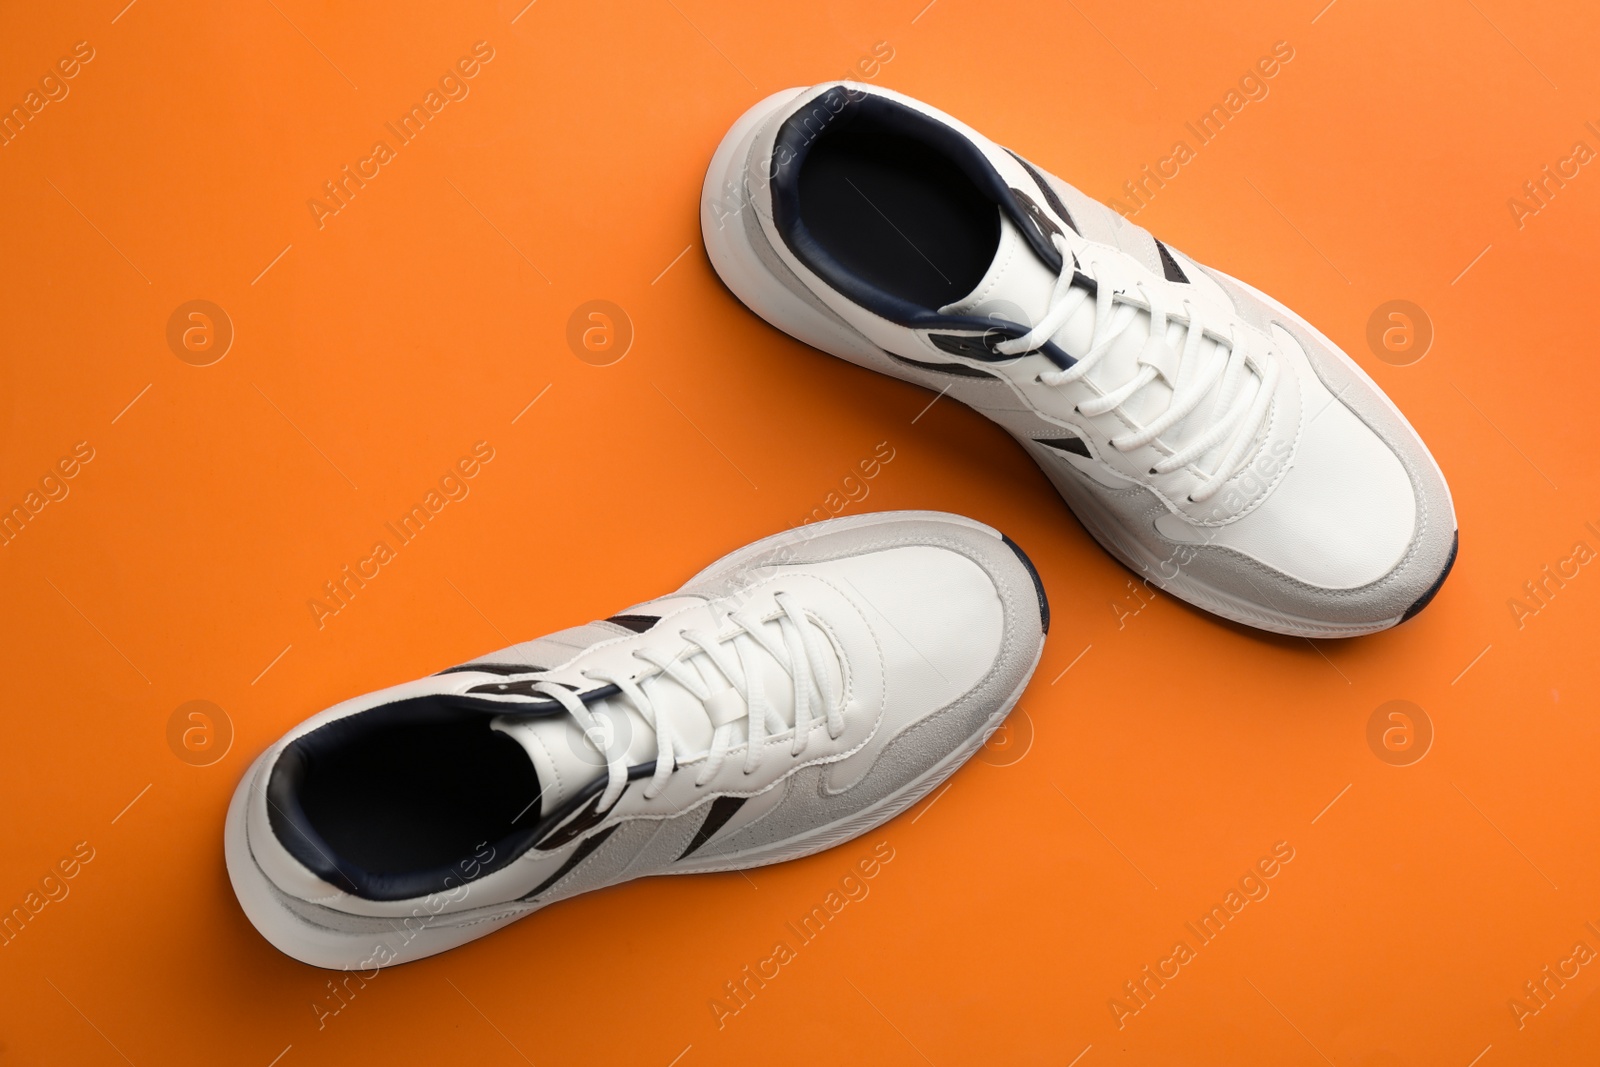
left=265, top=692, right=632, bottom=901
left=768, top=86, right=1074, bottom=368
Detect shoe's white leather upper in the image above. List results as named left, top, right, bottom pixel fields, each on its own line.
left=242, top=531, right=1010, bottom=916
left=742, top=82, right=1423, bottom=591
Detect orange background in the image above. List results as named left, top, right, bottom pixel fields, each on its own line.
left=3, top=0, right=1599, bottom=1063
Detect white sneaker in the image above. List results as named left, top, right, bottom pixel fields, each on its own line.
left=225, top=512, right=1047, bottom=968
left=701, top=83, right=1457, bottom=637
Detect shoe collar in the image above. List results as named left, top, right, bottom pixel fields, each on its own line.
left=763, top=82, right=1080, bottom=368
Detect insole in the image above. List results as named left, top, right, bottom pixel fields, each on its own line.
left=798, top=124, right=1000, bottom=310
left=297, top=719, right=539, bottom=876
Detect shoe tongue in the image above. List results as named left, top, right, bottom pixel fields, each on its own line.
left=940, top=210, right=1061, bottom=328
left=491, top=713, right=605, bottom=819
left=940, top=211, right=1246, bottom=459
left=489, top=614, right=843, bottom=819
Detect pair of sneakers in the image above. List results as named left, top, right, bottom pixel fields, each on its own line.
left=227, top=82, right=1455, bottom=969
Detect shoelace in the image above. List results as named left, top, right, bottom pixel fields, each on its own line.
left=528, top=592, right=841, bottom=811
left=994, top=234, right=1280, bottom=504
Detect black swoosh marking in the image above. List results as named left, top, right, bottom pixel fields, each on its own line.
left=468, top=679, right=547, bottom=697
left=536, top=786, right=621, bottom=851
left=888, top=351, right=999, bottom=379
left=605, top=614, right=659, bottom=633
left=1010, top=186, right=1064, bottom=246
left=928, top=333, right=1003, bottom=360
left=677, top=795, right=749, bottom=861
left=437, top=662, right=547, bottom=676
left=1005, top=149, right=1080, bottom=235
left=1038, top=437, right=1091, bottom=458
left=520, top=825, right=618, bottom=901
left=1155, top=240, right=1190, bottom=284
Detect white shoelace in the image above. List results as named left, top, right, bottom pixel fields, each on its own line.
left=527, top=593, right=841, bottom=812
left=994, top=234, right=1280, bottom=503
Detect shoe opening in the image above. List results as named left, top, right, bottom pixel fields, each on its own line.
left=265, top=696, right=541, bottom=900
left=769, top=87, right=1016, bottom=318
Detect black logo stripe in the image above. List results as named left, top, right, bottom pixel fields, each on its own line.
left=437, top=661, right=547, bottom=676
left=535, top=786, right=621, bottom=851
left=605, top=614, right=659, bottom=633
left=677, top=795, right=749, bottom=861
left=1155, top=240, right=1190, bottom=284
left=520, top=825, right=618, bottom=901
left=888, top=351, right=999, bottom=379
left=1038, top=437, right=1090, bottom=458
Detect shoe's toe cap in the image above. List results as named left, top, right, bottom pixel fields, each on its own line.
left=814, top=539, right=1013, bottom=710
left=703, top=512, right=1048, bottom=748
left=1154, top=304, right=1457, bottom=634
left=1203, top=395, right=1420, bottom=590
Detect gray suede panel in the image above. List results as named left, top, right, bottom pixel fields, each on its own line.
left=741, top=189, right=886, bottom=363
left=264, top=815, right=688, bottom=939
left=1199, top=269, right=1456, bottom=621
left=267, top=873, right=525, bottom=940
left=680, top=517, right=1044, bottom=860
left=525, top=818, right=672, bottom=905
left=1037, top=442, right=1448, bottom=628
left=1016, top=262, right=1456, bottom=630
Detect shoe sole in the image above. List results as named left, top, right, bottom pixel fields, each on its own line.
left=699, top=90, right=1453, bottom=639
